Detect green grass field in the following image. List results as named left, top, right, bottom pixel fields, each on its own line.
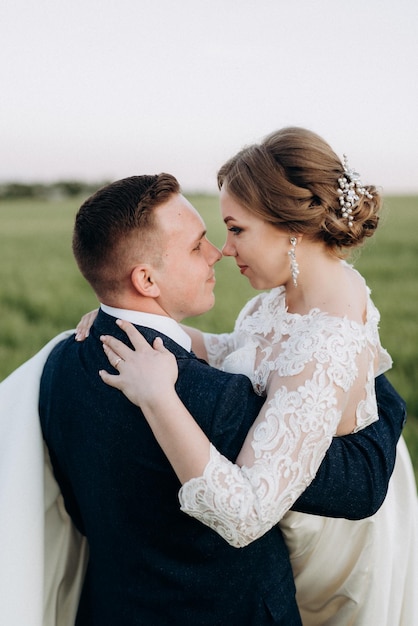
left=1, top=193, right=417, bottom=482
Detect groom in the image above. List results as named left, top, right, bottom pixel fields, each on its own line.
left=39, top=174, right=405, bottom=625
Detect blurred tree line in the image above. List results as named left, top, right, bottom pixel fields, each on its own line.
left=0, top=180, right=110, bottom=200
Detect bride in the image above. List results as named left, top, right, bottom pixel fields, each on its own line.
left=98, top=127, right=418, bottom=625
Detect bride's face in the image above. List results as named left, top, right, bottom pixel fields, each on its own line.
left=220, top=187, right=293, bottom=290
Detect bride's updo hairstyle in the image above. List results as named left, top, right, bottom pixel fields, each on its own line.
left=217, top=126, right=381, bottom=256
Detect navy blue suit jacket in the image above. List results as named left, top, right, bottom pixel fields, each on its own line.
left=39, top=310, right=405, bottom=625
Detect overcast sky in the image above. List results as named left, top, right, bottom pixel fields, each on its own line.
left=2, top=0, right=417, bottom=193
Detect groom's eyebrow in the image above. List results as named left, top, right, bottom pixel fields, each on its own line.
left=191, top=229, right=207, bottom=244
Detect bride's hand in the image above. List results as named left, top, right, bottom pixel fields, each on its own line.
left=99, top=319, right=179, bottom=408
left=75, top=308, right=99, bottom=341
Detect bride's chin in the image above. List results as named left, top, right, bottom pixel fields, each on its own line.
left=247, top=276, right=264, bottom=289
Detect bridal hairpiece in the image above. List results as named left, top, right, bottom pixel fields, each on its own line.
left=337, top=155, right=373, bottom=227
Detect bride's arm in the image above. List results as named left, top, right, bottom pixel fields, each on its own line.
left=74, top=309, right=234, bottom=368
left=73, top=310, right=205, bottom=353
left=100, top=320, right=350, bottom=547
left=181, top=324, right=238, bottom=368
left=180, top=325, right=208, bottom=361
left=73, top=310, right=209, bottom=361
left=100, top=321, right=405, bottom=544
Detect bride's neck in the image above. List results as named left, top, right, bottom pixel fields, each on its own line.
left=285, top=254, right=346, bottom=315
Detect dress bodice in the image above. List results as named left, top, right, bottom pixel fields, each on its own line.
left=205, top=283, right=390, bottom=405
left=179, top=268, right=392, bottom=548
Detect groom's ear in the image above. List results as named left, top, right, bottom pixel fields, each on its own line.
left=130, top=265, right=161, bottom=298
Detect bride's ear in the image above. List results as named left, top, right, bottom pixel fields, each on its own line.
left=130, top=265, right=161, bottom=298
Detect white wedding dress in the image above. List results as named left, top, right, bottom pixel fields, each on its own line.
left=179, top=269, right=418, bottom=625
left=0, top=331, right=88, bottom=626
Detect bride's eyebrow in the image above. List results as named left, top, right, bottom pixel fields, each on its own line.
left=223, top=216, right=236, bottom=224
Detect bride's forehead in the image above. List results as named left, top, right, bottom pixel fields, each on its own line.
left=221, top=198, right=249, bottom=219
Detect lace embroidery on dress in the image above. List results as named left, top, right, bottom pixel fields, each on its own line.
left=191, top=275, right=392, bottom=547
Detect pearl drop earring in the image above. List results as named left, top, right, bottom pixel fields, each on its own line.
left=288, top=236, right=299, bottom=287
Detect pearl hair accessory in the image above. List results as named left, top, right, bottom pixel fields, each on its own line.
left=337, top=155, right=373, bottom=227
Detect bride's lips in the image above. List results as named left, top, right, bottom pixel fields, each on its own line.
left=238, top=265, right=248, bottom=275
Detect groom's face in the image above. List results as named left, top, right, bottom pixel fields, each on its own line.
left=151, top=194, right=222, bottom=322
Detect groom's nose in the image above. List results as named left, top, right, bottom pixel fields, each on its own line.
left=205, top=240, right=222, bottom=265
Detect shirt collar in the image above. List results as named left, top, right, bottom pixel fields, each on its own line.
left=99, top=304, right=192, bottom=352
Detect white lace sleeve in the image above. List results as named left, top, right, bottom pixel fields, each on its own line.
left=202, top=294, right=263, bottom=369
left=179, top=313, right=375, bottom=548
left=202, top=332, right=236, bottom=369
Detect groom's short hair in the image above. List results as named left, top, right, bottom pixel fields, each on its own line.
left=72, top=174, right=180, bottom=300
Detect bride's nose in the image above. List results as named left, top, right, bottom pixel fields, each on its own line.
left=222, top=238, right=236, bottom=257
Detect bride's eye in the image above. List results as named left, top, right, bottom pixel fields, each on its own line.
left=228, top=226, right=242, bottom=235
